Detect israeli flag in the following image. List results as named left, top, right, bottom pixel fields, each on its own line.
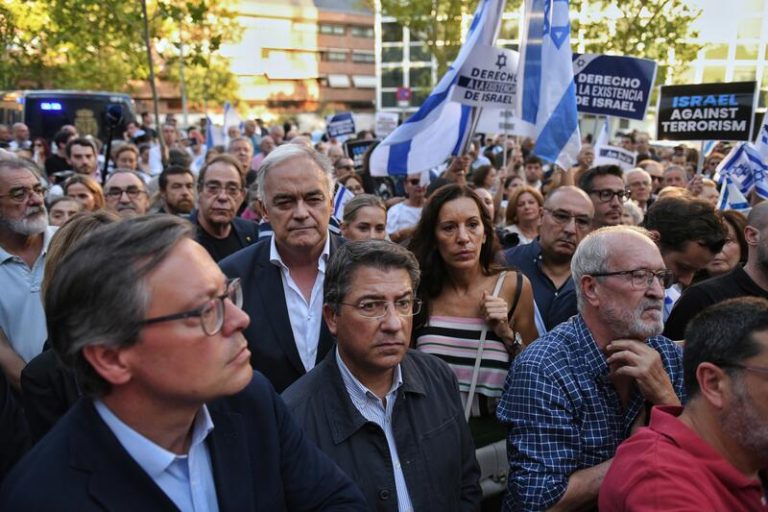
left=594, top=118, right=609, bottom=149
left=205, top=117, right=224, bottom=151
left=754, top=115, right=768, bottom=162
left=715, top=142, right=768, bottom=198
left=369, top=0, right=506, bottom=177
left=222, top=102, right=243, bottom=146
left=717, top=177, right=751, bottom=214
left=517, top=0, right=581, bottom=169
left=332, top=185, right=356, bottom=222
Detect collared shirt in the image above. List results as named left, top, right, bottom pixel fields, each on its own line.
left=336, top=348, right=413, bottom=512
left=600, top=405, right=768, bottom=511
left=504, top=239, right=577, bottom=334
left=496, top=314, right=685, bottom=511
left=269, top=233, right=330, bottom=372
left=0, top=225, right=56, bottom=362
left=94, top=401, right=219, bottom=512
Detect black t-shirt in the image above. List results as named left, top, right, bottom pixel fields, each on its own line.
left=195, top=225, right=243, bottom=263
left=664, top=265, right=768, bottom=340
left=44, top=155, right=70, bottom=180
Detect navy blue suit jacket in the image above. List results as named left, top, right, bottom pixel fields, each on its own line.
left=219, top=236, right=342, bottom=392
left=188, top=210, right=260, bottom=262
left=0, top=373, right=366, bottom=511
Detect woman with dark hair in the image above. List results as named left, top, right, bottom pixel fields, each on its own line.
left=32, top=137, right=50, bottom=169
left=470, top=164, right=498, bottom=191
left=409, top=184, right=536, bottom=429
left=696, top=210, right=748, bottom=282
left=339, top=173, right=365, bottom=196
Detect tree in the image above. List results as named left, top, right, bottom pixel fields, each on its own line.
left=570, top=0, right=701, bottom=86
left=0, top=0, right=242, bottom=108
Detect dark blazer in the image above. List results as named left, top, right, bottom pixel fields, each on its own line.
left=0, top=372, right=366, bottom=511
left=282, top=349, right=482, bottom=512
left=219, top=235, right=343, bottom=392
left=188, top=209, right=260, bottom=262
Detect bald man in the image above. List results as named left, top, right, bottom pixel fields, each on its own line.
left=664, top=201, right=768, bottom=340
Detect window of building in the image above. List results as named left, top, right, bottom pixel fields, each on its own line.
left=737, top=17, right=762, bottom=39
left=735, top=44, right=759, bottom=60
left=382, top=46, right=403, bottom=63
left=382, top=68, right=403, bottom=88
left=322, top=51, right=348, bottom=62
left=500, top=18, right=519, bottom=40
left=409, top=67, right=433, bottom=88
left=352, top=51, right=375, bottom=63
left=319, top=23, right=346, bottom=36
left=410, top=44, right=431, bottom=62
left=702, top=65, right=726, bottom=83
left=382, top=91, right=397, bottom=108
left=732, top=65, right=756, bottom=82
left=350, top=26, right=374, bottom=38
left=703, top=44, right=729, bottom=59
left=382, top=22, right=403, bottom=43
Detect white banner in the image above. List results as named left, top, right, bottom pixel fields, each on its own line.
left=451, top=45, right=519, bottom=109
left=374, top=112, right=399, bottom=138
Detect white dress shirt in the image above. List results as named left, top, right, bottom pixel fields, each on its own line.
left=269, top=234, right=330, bottom=372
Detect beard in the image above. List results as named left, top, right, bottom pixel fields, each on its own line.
left=720, top=376, right=768, bottom=463
left=601, top=297, right=664, bottom=340
left=0, top=206, right=48, bottom=235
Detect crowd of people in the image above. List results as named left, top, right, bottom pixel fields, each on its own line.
left=0, top=114, right=766, bottom=511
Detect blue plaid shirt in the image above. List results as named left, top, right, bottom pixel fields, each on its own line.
left=496, top=314, right=685, bottom=511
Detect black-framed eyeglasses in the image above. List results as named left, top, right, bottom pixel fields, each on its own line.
left=591, top=268, right=673, bottom=289
left=719, top=363, right=768, bottom=377
left=589, top=188, right=631, bottom=203
left=106, top=186, right=146, bottom=199
left=338, top=298, right=422, bottom=319
left=0, top=184, right=45, bottom=202
left=140, top=278, right=242, bottom=336
left=543, top=208, right=592, bottom=230
left=203, top=182, right=242, bottom=197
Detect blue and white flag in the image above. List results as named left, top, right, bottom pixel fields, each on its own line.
left=369, top=0, right=506, bottom=177
left=753, top=115, right=768, bottom=162
left=205, top=116, right=224, bottom=151
left=332, top=185, right=356, bottom=221
left=517, top=0, right=581, bottom=169
left=715, top=142, right=768, bottom=198
left=222, top=102, right=243, bottom=146
left=717, top=177, right=751, bottom=214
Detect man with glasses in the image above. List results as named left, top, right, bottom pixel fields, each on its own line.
left=0, top=215, right=366, bottom=511
left=579, top=165, right=629, bottom=228
left=503, top=186, right=594, bottom=335
left=283, top=240, right=481, bottom=511
left=602, top=297, right=768, bottom=510
left=0, top=158, right=55, bottom=387
left=189, top=155, right=257, bottom=262
left=624, top=168, right=653, bottom=215
left=386, top=174, right=425, bottom=244
left=103, top=170, right=150, bottom=218
left=220, top=144, right=341, bottom=392
left=497, top=226, right=685, bottom=511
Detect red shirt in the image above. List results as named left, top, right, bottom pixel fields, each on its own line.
left=600, top=405, right=768, bottom=511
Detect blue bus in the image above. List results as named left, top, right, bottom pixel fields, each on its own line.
left=0, top=90, right=137, bottom=143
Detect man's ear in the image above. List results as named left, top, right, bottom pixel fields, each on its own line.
left=81, top=344, right=133, bottom=387
left=322, top=303, right=338, bottom=336
left=258, top=199, right=269, bottom=222
left=580, top=275, right=601, bottom=307
left=696, top=362, right=730, bottom=410
left=745, top=225, right=759, bottom=247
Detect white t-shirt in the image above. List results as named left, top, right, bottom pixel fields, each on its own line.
left=386, top=202, right=423, bottom=235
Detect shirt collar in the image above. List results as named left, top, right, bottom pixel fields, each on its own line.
left=0, top=225, right=57, bottom=263
left=336, top=346, right=403, bottom=403
left=94, top=400, right=214, bottom=479
left=269, top=232, right=330, bottom=271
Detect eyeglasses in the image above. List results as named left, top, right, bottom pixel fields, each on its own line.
left=0, top=184, right=45, bottom=202
left=589, top=188, right=631, bottom=203
left=591, top=268, right=673, bottom=289
left=106, top=186, right=146, bottom=199
left=543, top=208, right=592, bottom=230
left=719, top=363, right=768, bottom=377
left=203, top=182, right=242, bottom=197
left=338, top=298, right=422, bottom=319
left=140, top=278, right=242, bottom=336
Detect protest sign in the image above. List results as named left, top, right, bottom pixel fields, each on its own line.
left=657, top=82, right=756, bottom=141
left=451, top=45, right=519, bottom=109
left=344, top=139, right=377, bottom=169
left=572, top=54, right=656, bottom=121
left=594, top=146, right=637, bottom=171
left=326, top=112, right=356, bottom=142
left=374, top=112, right=399, bottom=138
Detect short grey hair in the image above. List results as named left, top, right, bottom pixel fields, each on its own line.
left=0, top=156, right=42, bottom=180
left=227, top=136, right=253, bottom=152
left=571, top=225, right=654, bottom=311
left=324, top=240, right=420, bottom=312
left=256, top=144, right=334, bottom=201
left=105, top=169, right=148, bottom=192
left=45, top=215, right=194, bottom=396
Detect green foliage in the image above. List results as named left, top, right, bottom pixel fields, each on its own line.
left=571, top=0, right=702, bottom=86
left=0, top=0, right=241, bottom=107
